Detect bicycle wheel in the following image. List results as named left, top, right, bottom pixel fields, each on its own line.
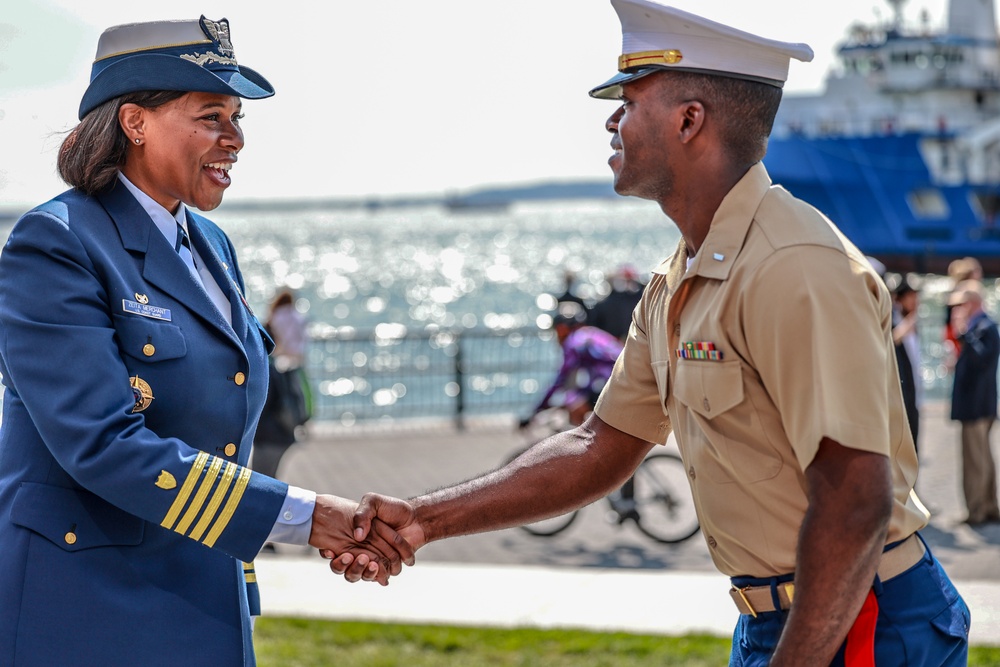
left=631, top=452, right=700, bottom=544
left=503, top=445, right=580, bottom=537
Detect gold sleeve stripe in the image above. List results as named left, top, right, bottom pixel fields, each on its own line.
left=189, top=461, right=239, bottom=542
left=243, top=562, right=257, bottom=583
left=161, top=451, right=210, bottom=529
left=203, top=465, right=252, bottom=548
left=174, top=455, right=224, bottom=535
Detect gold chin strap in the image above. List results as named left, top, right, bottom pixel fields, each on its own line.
left=618, top=49, right=683, bottom=71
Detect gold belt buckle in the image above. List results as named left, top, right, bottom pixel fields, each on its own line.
left=734, top=586, right=758, bottom=618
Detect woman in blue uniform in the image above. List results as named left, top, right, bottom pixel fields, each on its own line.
left=0, top=16, right=409, bottom=666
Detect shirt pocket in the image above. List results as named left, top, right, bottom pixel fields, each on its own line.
left=674, top=359, right=783, bottom=483
left=673, top=359, right=744, bottom=419
left=114, top=314, right=187, bottom=363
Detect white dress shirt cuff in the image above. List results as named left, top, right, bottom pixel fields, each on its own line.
left=266, top=485, right=316, bottom=546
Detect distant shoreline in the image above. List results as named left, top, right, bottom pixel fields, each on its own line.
left=0, top=179, right=621, bottom=220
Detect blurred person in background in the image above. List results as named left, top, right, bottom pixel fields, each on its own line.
left=266, top=287, right=309, bottom=371
left=520, top=301, right=624, bottom=427
left=588, top=263, right=644, bottom=341
left=948, top=279, right=1000, bottom=525
left=889, top=274, right=922, bottom=450
left=944, top=257, right=983, bottom=361
left=253, top=289, right=312, bottom=483
left=553, top=268, right=588, bottom=311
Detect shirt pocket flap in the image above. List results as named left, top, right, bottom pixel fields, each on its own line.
left=673, top=359, right=744, bottom=418
left=114, top=314, right=187, bottom=362
left=11, top=482, right=144, bottom=551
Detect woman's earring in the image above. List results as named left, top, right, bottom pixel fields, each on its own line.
left=134, top=138, right=142, bottom=145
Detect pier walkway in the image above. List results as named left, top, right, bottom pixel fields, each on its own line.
left=255, top=400, right=1000, bottom=646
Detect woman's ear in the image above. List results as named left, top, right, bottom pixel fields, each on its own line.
left=119, top=103, right=145, bottom=144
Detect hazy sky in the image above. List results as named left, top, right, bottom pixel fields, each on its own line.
left=0, top=0, right=954, bottom=208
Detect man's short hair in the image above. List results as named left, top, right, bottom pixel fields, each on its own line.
left=659, top=71, right=783, bottom=166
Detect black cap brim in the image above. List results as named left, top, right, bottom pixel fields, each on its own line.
left=588, top=68, right=661, bottom=100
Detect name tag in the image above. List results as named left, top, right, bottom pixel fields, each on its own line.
left=122, top=299, right=172, bottom=321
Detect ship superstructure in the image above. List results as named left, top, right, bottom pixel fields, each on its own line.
left=765, top=0, right=1000, bottom=272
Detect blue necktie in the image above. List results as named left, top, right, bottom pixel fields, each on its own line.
left=175, top=221, right=197, bottom=273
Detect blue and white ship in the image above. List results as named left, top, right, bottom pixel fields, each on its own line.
left=765, top=0, right=1000, bottom=273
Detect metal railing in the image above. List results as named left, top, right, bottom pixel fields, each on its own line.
left=305, top=326, right=562, bottom=428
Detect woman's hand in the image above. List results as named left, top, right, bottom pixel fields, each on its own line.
left=309, top=494, right=415, bottom=585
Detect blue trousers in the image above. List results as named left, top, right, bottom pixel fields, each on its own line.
left=728, top=537, right=970, bottom=666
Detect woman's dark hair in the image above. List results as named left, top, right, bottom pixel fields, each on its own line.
left=272, top=289, right=295, bottom=310
left=57, top=90, right=186, bottom=195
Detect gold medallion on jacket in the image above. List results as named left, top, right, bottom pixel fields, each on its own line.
left=130, top=375, right=154, bottom=412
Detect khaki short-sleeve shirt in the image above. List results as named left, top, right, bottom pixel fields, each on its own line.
left=595, top=163, right=928, bottom=578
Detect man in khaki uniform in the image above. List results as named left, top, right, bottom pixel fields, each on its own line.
left=339, top=1, right=970, bottom=664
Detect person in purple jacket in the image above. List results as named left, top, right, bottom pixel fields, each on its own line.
left=522, top=302, right=625, bottom=427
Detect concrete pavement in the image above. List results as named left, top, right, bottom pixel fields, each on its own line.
left=254, top=400, right=1000, bottom=646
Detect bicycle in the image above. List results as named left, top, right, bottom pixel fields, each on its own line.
left=507, top=409, right=700, bottom=544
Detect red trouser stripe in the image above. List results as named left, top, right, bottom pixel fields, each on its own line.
left=845, top=589, right=879, bottom=667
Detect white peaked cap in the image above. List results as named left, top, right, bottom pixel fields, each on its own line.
left=590, top=0, right=814, bottom=99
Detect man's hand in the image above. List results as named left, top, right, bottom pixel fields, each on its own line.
left=309, top=494, right=415, bottom=586
left=352, top=493, right=426, bottom=555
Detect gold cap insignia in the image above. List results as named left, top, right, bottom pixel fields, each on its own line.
left=618, top=49, right=683, bottom=71
left=130, top=375, right=154, bottom=412
left=155, top=470, right=177, bottom=490
left=135, top=293, right=149, bottom=304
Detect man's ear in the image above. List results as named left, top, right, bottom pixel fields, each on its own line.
left=677, top=100, right=706, bottom=144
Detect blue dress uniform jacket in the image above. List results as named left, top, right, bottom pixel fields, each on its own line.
left=0, top=183, right=287, bottom=666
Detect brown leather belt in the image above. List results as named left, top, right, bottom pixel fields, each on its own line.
left=729, top=533, right=926, bottom=617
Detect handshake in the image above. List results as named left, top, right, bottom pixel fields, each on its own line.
left=307, top=493, right=422, bottom=586
left=298, top=415, right=647, bottom=585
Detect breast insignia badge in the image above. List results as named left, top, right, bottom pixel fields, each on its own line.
left=135, top=293, right=149, bottom=304
left=155, top=470, right=177, bottom=490
left=130, top=375, right=154, bottom=412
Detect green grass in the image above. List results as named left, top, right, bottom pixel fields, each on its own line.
left=255, top=618, right=1000, bottom=666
